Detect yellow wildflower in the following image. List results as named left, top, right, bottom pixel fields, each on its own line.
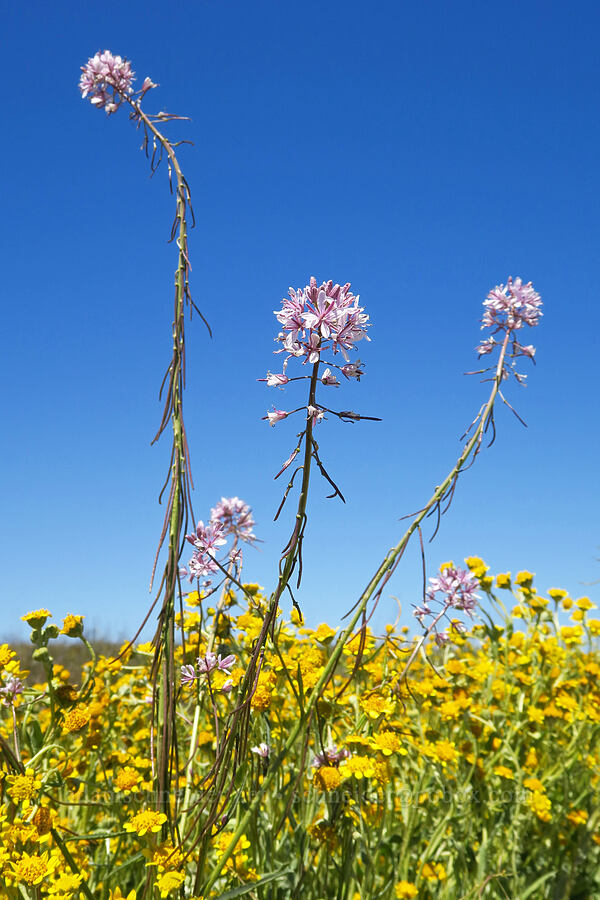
left=567, top=809, right=588, bottom=826
left=21, top=609, right=52, bottom=628
left=124, top=810, right=168, bottom=836
left=0, top=643, right=16, bottom=670
left=493, top=765, right=514, bottom=780
left=527, top=706, right=544, bottom=725
left=11, top=850, right=58, bottom=885
left=395, top=882, right=418, bottom=898
left=421, top=861, right=447, bottom=881
left=560, top=626, right=583, bottom=646
left=60, top=614, right=84, bottom=637
left=114, top=767, right=142, bottom=794
left=465, top=556, right=488, bottom=577
left=108, top=891, right=136, bottom=900
left=155, top=871, right=186, bottom=896
left=6, top=771, right=42, bottom=807
left=32, top=806, right=54, bottom=835
left=515, top=571, right=534, bottom=589
left=62, top=706, right=91, bottom=733
left=339, top=756, right=375, bottom=780
left=528, top=790, right=552, bottom=822
left=49, top=872, right=83, bottom=893
left=371, top=731, right=405, bottom=756
left=431, top=740, right=458, bottom=766
left=496, top=573, right=511, bottom=589
left=360, top=693, right=395, bottom=719
left=314, top=766, right=342, bottom=791
left=312, top=623, right=337, bottom=644
left=250, top=671, right=277, bottom=711
left=146, top=842, right=183, bottom=872
left=523, top=776, right=544, bottom=791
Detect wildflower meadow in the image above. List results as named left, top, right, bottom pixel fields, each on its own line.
left=1, top=37, right=599, bottom=900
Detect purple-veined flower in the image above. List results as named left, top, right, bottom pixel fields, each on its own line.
left=321, top=368, right=340, bottom=386
left=181, top=665, right=197, bottom=686
left=312, top=744, right=351, bottom=769
left=251, top=742, right=270, bottom=759
left=341, top=359, right=364, bottom=380
left=266, top=409, right=289, bottom=426
left=260, top=372, right=290, bottom=387
left=307, top=405, right=325, bottom=423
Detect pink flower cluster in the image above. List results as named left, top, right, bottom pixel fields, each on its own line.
left=79, top=50, right=135, bottom=114
left=275, top=276, right=369, bottom=367
left=477, top=277, right=542, bottom=359
left=182, top=497, right=255, bottom=583
left=210, top=497, right=256, bottom=543
left=414, top=565, right=480, bottom=627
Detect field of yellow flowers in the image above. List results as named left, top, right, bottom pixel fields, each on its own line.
left=1, top=558, right=599, bottom=899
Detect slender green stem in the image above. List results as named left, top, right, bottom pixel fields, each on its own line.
left=201, top=333, right=511, bottom=893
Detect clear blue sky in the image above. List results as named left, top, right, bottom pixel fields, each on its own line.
left=2, top=0, right=599, bottom=641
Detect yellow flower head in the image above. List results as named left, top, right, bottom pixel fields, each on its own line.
left=62, top=706, right=91, bottom=733
left=567, top=809, right=589, bottom=827
left=124, top=810, right=167, bottom=837
left=11, top=850, right=57, bottom=885
left=496, top=573, right=511, bottom=589
left=314, top=766, right=342, bottom=791
left=60, top=614, right=84, bottom=637
left=21, top=609, right=52, bottom=628
left=6, top=771, right=42, bottom=807
left=114, top=767, right=142, bottom=794
left=528, top=790, right=552, bottom=822
left=395, top=882, right=418, bottom=898
left=146, top=841, right=183, bottom=872
left=155, top=871, right=186, bottom=896
left=515, top=570, right=535, bottom=589
left=0, top=643, right=16, bottom=670
left=312, top=623, right=338, bottom=644
left=421, top=861, right=447, bottom=881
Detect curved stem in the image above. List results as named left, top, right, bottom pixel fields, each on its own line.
left=201, top=333, right=511, bottom=893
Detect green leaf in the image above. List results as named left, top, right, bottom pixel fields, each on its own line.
left=520, top=871, right=557, bottom=899
left=214, top=868, right=292, bottom=899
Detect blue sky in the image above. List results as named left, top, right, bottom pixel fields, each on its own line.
left=2, top=0, right=599, bottom=641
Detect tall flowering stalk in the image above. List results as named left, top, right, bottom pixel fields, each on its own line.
left=201, top=277, right=542, bottom=893
left=80, top=51, right=207, bottom=824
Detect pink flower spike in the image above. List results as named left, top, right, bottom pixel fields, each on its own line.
left=221, top=679, right=234, bottom=694
left=266, top=409, right=289, bottom=426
